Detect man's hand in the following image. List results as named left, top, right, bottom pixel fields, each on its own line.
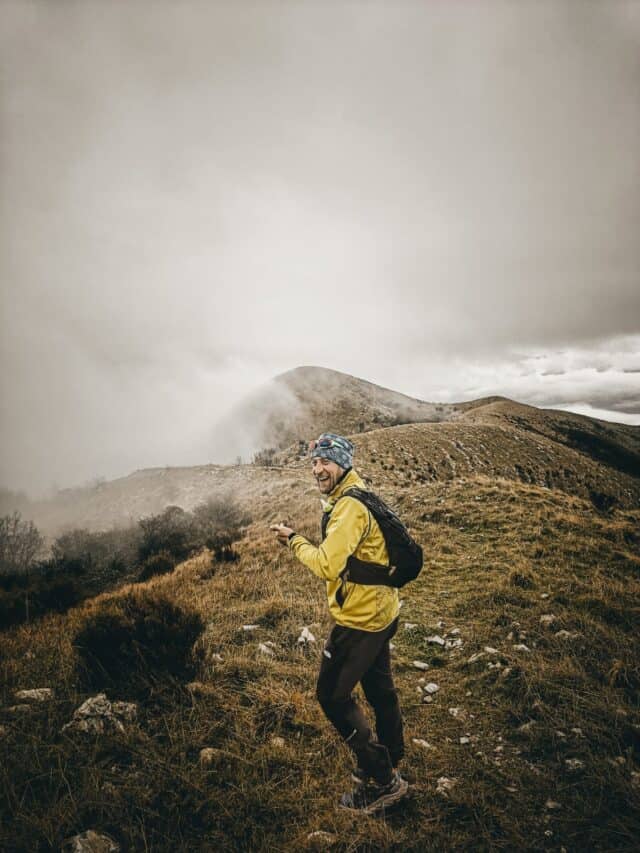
left=270, top=523, right=294, bottom=545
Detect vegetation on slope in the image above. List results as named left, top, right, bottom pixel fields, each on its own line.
left=1, top=474, right=639, bottom=851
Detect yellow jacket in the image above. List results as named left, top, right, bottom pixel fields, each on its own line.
left=289, top=468, right=400, bottom=631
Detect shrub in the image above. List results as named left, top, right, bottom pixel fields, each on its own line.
left=138, top=551, right=176, bottom=582
left=75, top=590, right=204, bottom=699
left=137, top=505, right=195, bottom=563
left=192, top=495, right=250, bottom=562
left=252, top=447, right=277, bottom=467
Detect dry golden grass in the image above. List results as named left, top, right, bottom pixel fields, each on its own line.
left=1, top=473, right=639, bottom=851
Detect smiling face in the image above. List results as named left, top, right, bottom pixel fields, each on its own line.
left=311, top=456, right=344, bottom=494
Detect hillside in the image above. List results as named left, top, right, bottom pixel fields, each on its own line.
left=208, top=366, right=457, bottom=464
left=23, top=385, right=640, bottom=538
left=2, top=469, right=639, bottom=850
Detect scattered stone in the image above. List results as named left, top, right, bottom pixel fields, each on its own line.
left=426, top=635, right=446, bottom=646
left=512, top=644, right=531, bottom=653
left=448, top=628, right=461, bottom=636
left=554, top=630, right=581, bottom=640
left=15, top=688, right=54, bottom=702
left=539, top=615, right=557, bottom=629
left=61, top=830, right=120, bottom=852
left=404, top=622, right=418, bottom=631
left=242, top=624, right=259, bottom=631
left=436, top=776, right=457, bottom=797
left=448, top=707, right=466, bottom=720
left=545, top=799, right=562, bottom=810
left=416, top=686, right=424, bottom=695
left=270, top=736, right=285, bottom=748
left=306, top=830, right=337, bottom=850
left=467, top=651, right=485, bottom=664
left=413, top=660, right=430, bottom=671
left=499, top=666, right=513, bottom=680
left=297, top=626, right=316, bottom=645
left=211, top=653, right=223, bottom=663
left=199, top=748, right=217, bottom=766
left=555, top=730, right=567, bottom=739
left=61, top=694, right=137, bottom=736
left=459, top=737, right=470, bottom=745
left=565, top=758, right=584, bottom=772
left=412, top=738, right=435, bottom=750
left=424, top=683, right=439, bottom=694
left=484, top=646, right=498, bottom=655
left=423, top=695, right=434, bottom=704
left=540, top=593, right=550, bottom=599
left=445, top=638, right=463, bottom=650
left=389, top=642, right=396, bottom=651
left=506, top=786, right=518, bottom=793
left=571, top=727, right=584, bottom=738
left=258, top=642, right=275, bottom=656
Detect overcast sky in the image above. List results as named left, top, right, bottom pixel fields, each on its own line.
left=1, top=1, right=639, bottom=496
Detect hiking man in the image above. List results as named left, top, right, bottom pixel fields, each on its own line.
left=271, top=433, right=408, bottom=814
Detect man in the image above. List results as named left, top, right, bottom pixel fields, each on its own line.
left=271, top=432, right=408, bottom=814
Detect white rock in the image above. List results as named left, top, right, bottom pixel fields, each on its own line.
left=15, top=688, right=54, bottom=702
left=297, top=626, right=316, bottom=645
left=484, top=646, right=498, bottom=655
left=412, top=738, right=435, bottom=750
left=459, top=737, right=470, bottom=745
left=424, top=682, right=439, bottom=694
left=555, top=630, right=581, bottom=640
left=413, top=660, right=430, bottom=670
left=448, top=628, right=461, bottom=636
left=539, top=615, right=557, bottom=629
left=426, top=635, right=446, bottom=646
left=199, top=747, right=217, bottom=766
left=61, top=694, right=137, bottom=736
left=211, top=653, right=223, bottom=662
left=540, top=593, right=550, bottom=599
left=436, top=776, right=457, bottom=796
left=306, top=830, right=337, bottom=850
left=389, top=642, right=396, bottom=651
left=571, top=727, right=584, bottom=737
left=545, top=799, right=562, bottom=810
left=242, top=624, right=259, bottom=631
left=564, top=758, right=584, bottom=771
left=423, top=695, right=434, bottom=704
left=448, top=707, right=466, bottom=719
left=404, top=622, right=418, bottom=631
left=62, top=830, right=120, bottom=852
left=258, top=643, right=275, bottom=656
left=270, top=736, right=285, bottom=748
left=512, top=644, right=531, bottom=652
left=467, top=652, right=485, bottom=664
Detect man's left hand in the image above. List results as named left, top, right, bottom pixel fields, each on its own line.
left=270, top=523, right=294, bottom=545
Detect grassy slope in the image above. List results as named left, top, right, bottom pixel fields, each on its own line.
left=2, top=471, right=639, bottom=852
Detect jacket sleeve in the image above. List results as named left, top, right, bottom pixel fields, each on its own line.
left=288, top=497, right=370, bottom=581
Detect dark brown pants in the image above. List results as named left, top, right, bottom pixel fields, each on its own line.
left=316, top=617, right=404, bottom=785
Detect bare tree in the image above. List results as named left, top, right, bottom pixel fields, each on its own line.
left=0, top=511, right=44, bottom=575
left=0, top=511, right=45, bottom=623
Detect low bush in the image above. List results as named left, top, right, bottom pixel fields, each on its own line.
left=74, top=590, right=204, bottom=700
left=137, top=551, right=176, bottom=582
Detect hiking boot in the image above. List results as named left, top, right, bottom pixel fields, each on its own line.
left=339, top=770, right=408, bottom=814
left=351, top=766, right=404, bottom=785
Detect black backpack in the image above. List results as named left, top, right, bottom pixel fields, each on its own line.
left=321, top=487, right=423, bottom=590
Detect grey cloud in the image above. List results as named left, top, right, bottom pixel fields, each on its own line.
left=1, top=1, right=639, bottom=494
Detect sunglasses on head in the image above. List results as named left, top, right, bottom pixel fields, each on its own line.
left=308, top=437, right=340, bottom=452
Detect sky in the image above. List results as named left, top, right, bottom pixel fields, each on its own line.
left=1, top=1, right=639, bottom=496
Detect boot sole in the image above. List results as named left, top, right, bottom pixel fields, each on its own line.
left=339, top=778, right=409, bottom=815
